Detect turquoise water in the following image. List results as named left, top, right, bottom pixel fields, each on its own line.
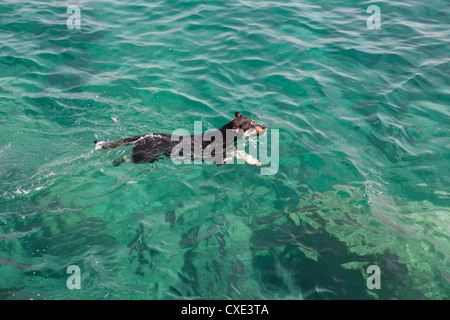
left=0, top=0, right=449, bottom=300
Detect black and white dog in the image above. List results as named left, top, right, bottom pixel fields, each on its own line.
left=94, top=112, right=268, bottom=166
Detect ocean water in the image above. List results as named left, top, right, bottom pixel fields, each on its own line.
left=0, top=0, right=449, bottom=300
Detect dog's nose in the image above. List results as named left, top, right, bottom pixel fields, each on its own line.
left=258, top=126, right=268, bottom=135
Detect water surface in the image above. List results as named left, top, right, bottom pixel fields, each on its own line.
left=0, top=0, right=449, bottom=299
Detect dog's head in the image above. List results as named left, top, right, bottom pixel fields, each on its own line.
left=230, top=112, right=268, bottom=137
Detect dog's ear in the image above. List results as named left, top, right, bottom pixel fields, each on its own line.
left=235, top=111, right=243, bottom=118
left=231, top=117, right=242, bottom=132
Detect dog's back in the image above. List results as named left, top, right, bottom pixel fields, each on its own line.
left=132, top=133, right=180, bottom=163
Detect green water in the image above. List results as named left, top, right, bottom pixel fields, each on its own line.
left=0, top=0, right=449, bottom=300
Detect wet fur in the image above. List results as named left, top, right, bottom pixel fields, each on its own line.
left=94, top=112, right=267, bottom=166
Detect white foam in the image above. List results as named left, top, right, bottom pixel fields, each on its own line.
left=94, top=141, right=107, bottom=150
left=135, top=133, right=163, bottom=143
left=15, top=187, right=31, bottom=195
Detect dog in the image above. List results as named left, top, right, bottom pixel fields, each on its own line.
left=94, top=112, right=268, bottom=166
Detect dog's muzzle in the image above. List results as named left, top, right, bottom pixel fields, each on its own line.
left=256, top=125, right=268, bottom=136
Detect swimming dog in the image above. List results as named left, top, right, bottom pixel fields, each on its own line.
left=94, top=112, right=268, bottom=166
